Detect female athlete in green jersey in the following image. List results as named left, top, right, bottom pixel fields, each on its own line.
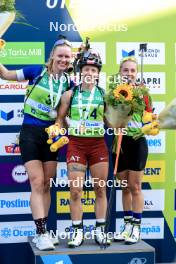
left=0, top=37, right=72, bottom=250
left=56, top=51, right=111, bottom=247
left=113, top=57, right=152, bottom=244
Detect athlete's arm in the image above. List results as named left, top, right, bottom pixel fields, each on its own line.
left=0, top=65, right=43, bottom=83
left=0, top=64, right=17, bottom=80
left=56, top=90, right=72, bottom=128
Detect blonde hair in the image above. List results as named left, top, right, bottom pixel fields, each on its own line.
left=119, top=56, right=138, bottom=72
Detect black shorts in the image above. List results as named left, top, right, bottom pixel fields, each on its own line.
left=19, top=124, right=58, bottom=163
left=112, top=135, right=148, bottom=172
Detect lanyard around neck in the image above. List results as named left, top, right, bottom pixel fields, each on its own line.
left=78, top=86, right=96, bottom=121
left=49, top=74, right=63, bottom=109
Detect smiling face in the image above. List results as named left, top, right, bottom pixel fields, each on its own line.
left=120, top=60, right=138, bottom=84
left=51, top=45, right=72, bottom=73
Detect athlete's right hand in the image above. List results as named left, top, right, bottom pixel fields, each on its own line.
left=0, top=64, right=17, bottom=81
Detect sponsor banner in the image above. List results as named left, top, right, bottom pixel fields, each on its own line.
left=174, top=218, right=176, bottom=238
left=56, top=162, right=68, bottom=185
left=152, top=102, right=166, bottom=115
left=0, top=42, right=45, bottom=64
left=0, top=164, right=29, bottom=185
left=0, top=79, right=28, bottom=95
left=56, top=191, right=95, bottom=213
left=116, top=190, right=165, bottom=212
left=41, top=252, right=154, bottom=264
left=0, top=221, right=35, bottom=243
left=116, top=42, right=165, bottom=64
left=0, top=133, right=21, bottom=156
left=137, top=72, right=166, bottom=94
left=146, top=131, right=165, bottom=154
left=41, top=255, right=72, bottom=264
left=0, top=103, right=24, bottom=125
left=116, top=218, right=164, bottom=239
left=56, top=219, right=95, bottom=237
left=143, top=160, right=165, bottom=182
left=72, top=42, right=106, bottom=64
left=0, top=192, right=31, bottom=215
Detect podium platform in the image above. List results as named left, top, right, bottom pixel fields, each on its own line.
left=29, top=237, right=155, bottom=264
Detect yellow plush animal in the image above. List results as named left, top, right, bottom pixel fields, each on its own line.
left=45, top=123, right=69, bottom=152
left=142, top=111, right=157, bottom=123
left=142, top=111, right=159, bottom=136
left=50, top=136, right=69, bottom=152
left=133, top=112, right=160, bottom=139
left=141, top=121, right=159, bottom=136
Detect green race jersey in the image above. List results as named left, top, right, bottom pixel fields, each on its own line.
left=112, top=112, right=143, bottom=153
left=69, top=86, right=105, bottom=137
left=127, top=94, right=153, bottom=136
left=127, top=112, right=143, bottom=137
left=24, top=69, right=69, bottom=121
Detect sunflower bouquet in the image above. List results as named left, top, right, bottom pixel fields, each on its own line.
left=0, top=0, right=16, bottom=37
left=0, top=0, right=33, bottom=39
left=105, top=75, right=150, bottom=128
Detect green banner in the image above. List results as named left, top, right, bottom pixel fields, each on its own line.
left=0, top=42, right=45, bottom=64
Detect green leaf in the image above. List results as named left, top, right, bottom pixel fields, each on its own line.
left=0, top=0, right=16, bottom=12
left=14, top=21, right=39, bottom=30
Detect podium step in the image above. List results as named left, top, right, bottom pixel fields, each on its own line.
left=29, top=237, right=155, bottom=264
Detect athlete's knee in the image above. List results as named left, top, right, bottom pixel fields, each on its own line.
left=122, top=186, right=131, bottom=195
left=129, top=182, right=142, bottom=195
left=30, top=176, right=44, bottom=193
left=94, top=185, right=106, bottom=198
left=70, top=188, right=82, bottom=201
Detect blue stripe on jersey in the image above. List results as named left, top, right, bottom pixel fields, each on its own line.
left=23, top=113, right=55, bottom=126
left=22, top=65, right=43, bottom=85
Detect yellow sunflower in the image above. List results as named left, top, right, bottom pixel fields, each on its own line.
left=113, top=84, right=133, bottom=101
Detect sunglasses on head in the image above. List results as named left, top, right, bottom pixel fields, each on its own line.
left=54, top=39, right=72, bottom=48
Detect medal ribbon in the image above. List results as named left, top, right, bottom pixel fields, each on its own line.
left=78, top=86, right=96, bottom=124
left=49, top=74, right=63, bottom=110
